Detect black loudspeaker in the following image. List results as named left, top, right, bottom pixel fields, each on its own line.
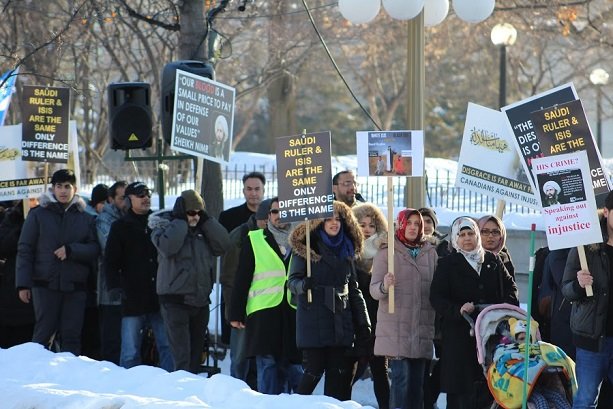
left=108, top=82, right=153, bottom=150
left=161, top=60, right=215, bottom=145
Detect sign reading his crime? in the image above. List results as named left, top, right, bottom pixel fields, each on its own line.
left=21, top=85, right=70, bottom=163
left=275, top=131, right=333, bottom=223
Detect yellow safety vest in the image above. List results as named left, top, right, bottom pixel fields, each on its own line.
left=246, top=229, right=292, bottom=316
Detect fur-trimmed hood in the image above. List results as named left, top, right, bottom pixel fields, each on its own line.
left=38, top=188, right=87, bottom=213
left=289, top=201, right=363, bottom=262
left=148, top=209, right=173, bottom=231
left=351, top=202, right=388, bottom=234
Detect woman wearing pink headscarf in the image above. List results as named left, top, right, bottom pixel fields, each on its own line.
left=430, top=216, right=518, bottom=409
left=477, top=215, right=515, bottom=278
left=371, top=209, right=438, bottom=409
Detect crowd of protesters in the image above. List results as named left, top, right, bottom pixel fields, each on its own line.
left=1, top=167, right=612, bottom=409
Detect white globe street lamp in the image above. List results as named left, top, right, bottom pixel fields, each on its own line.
left=382, top=0, right=425, bottom=21
left=491, top=23, right=517, bottom=108
left=425, top=0, right=450, bottom=27
left=590, top=68, right=609, bottom=151
left=338, top=0, right=380, bottom=24
left=452, top=0, right=495, bottom=23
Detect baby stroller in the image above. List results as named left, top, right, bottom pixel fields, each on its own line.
left=462, top=303, right=576, bottom=409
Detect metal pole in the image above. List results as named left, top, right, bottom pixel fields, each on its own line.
left=157, top=137, right=165, bottom=209
left=597, top=87, right=603, bottom=152
left=499, top=45, right=507, bottom=109
left=404, top=12, right=425, bottom=209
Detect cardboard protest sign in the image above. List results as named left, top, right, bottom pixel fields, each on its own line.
left=356, top=130, right=424, bottom=177
left=21, top=85, right=70, bottom=163
left=275, top=131, right=333, bottom=223
left=455, top=103, right=539, bottom=209
left=530, top=99, right=611, bottom=197
left=501, top=83, right=578, bottom=194
left=0, top=121, right=79, bottom=200
left=532, top=151, right=602, bottom=250
left=170, top=70, right=235, bottom=164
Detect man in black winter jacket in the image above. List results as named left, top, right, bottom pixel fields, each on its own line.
left=16, top=169, right=99, bottom=355
left=105, top=181, right=173, bottom=372
left=563, top=191, right=613, bottom=408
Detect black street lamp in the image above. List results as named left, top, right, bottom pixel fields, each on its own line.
left=590, top=68, right=609, bottom=152
left=491, top=23, right=517, bottom=109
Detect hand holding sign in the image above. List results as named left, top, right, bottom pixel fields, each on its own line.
left=577, top=245, right=594, bottom=297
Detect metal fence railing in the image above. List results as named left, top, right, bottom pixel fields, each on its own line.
left=85, top=165, right=539, bottom=215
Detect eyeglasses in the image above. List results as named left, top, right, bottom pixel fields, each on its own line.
left=135, top=192, right=151, bottom=199
left=186, top=210, right=200, bottom=217
left=269, top=209, right=280, bottom=214
left=337, top=181, right=358, bottom=188
left=481, top=229, right=501, bottom=237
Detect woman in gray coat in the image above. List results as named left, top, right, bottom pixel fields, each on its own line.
left=371, top=208, right=438, bottom=409
left=150, top=190, right=230, bottom=373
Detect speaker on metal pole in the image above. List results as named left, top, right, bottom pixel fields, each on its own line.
left=161, top=60, right=215, bottom=145
left=108, top=82, right=153, bottom=150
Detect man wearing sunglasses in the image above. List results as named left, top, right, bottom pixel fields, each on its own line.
left=150, top=189, right=230, bottom=373
left=105, top=181, right=174, bottom=372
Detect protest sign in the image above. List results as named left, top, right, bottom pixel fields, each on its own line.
left=356, top=130, right=424, bottom=177
left=455, top=103, right=539, bottom=209
left=0, top=121, right=79, bottom=200
left=170, top=70, right=235, bottom=164
left=21, top=85, right=70, bottom=163
left=532, top=151, right=601, bottom=250
left=275, top=131, right=333, bottom=223
left=501, top=83, right=578, bottom=193
left=530, top=99, right=611, bottom=196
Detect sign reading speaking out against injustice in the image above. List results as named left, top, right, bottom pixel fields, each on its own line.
left=275, top=131, right=334, bottom=223
left=532, top=151, right=602, bottom=250
left=530, top=99, right=611, bottom=196
left=21, top=85, right=70, bottom=163
left=501, top=83, right=578, bottom=194
left=170, top=70, right=235, bottom=164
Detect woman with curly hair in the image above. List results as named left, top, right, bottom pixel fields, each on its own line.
left=288, top=201, right=370, bottom=401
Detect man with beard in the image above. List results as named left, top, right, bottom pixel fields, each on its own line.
left=229, top=197, right=302, bottom=394
left=333, top=171, right=365, bottom=208
left=543, top=180, right=561, bottom=206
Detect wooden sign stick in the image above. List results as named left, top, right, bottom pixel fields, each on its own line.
left=387, top=177, right=394, bottom=313
left=577, top=245, right=593, bottom=297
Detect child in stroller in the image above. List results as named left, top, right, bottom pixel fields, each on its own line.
left=464, top=303, right=576, bottom=409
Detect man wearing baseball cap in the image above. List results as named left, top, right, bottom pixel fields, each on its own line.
left=104, top=181, right=174, bottom=371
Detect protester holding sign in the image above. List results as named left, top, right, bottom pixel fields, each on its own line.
left=562, top=190, right=613, bottom=409
left=370, top=209, right=438, bottom=409
left=477, top=215, right=516, bottom=278
left=287, top=201, right=370, bottom=401
left=430, top=216, right=518, bottom=409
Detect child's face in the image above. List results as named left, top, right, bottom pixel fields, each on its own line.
left=516, top=332, right=526, bottom=343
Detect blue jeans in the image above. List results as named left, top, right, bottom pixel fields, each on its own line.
left=573, top=338, right=613, bottom=409
left=230, top=327, right=250, bottom=382
left=389, top=358, right=426, bottom=409
left=120, top=312, right=174, bottom=372
left=255, top=354, right=303, bottom=394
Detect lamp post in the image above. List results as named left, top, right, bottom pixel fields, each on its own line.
left=590, top=68, right=609, bottom=152
left=338, top=0, right=496, bottom=208
left=491, top=23, right=517, bottom=109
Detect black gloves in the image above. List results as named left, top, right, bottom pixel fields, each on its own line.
left=172, top=197, right=187, bottom=220
left=303, top=276, right=315, bottom=292
left=353, top=325, right=373, bottom=358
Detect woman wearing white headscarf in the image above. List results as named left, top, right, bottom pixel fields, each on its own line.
left=429, top=216, right=518, bottom=409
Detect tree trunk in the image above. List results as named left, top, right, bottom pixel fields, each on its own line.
left=178, top=0, right=224, bottom=217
